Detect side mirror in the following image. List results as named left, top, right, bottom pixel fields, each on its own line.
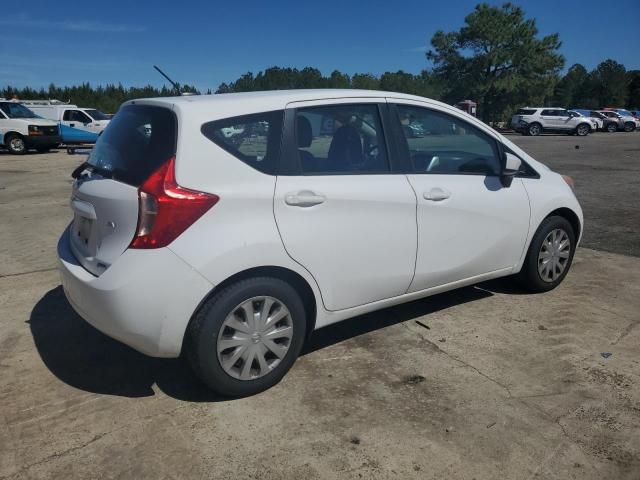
left=501, top=152, right=522, bottom=188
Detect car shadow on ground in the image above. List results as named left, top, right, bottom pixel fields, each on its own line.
left=29, top=284, right=496, bottom=402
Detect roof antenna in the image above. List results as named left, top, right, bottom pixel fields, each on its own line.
left=153, top=65, right=195, bottom=96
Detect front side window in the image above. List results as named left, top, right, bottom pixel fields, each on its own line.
left=295, top=104, right=388, bottom=174
left=64, top=110, right=91, bottom=123
left=201, top=110, right=283, bottom=175
left=395, top=104, right=501, bottom=176
left=84, top=109, right=110, bottom=120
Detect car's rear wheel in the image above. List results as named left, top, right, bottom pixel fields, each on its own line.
left=575, top=123, right=590, bottom=136
left=527, top=123, right=542, bottom=136
left=624, top=122, right=635, bottom=132
left=5, top=134, right=26, bottom=155
left=606, top=122, right=617, bottom=133
left=186, top=277, right=307, bottom=397
left=517, top=216, right=576, bottom=292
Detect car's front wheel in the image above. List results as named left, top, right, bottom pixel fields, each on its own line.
left=517, top=216, right=576, bottom=292
left=5, top=134, right=27, bottom=155
left=186, top=277, right=307, bottom=397
left=623, top=122, right=635, bottom=132
left=575, top=123, right=590, bottom=136
left=606, top=122, right=617, bottom=133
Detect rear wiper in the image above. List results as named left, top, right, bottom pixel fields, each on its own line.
left=71, top=162, right=114, bottom=180
left=71, top=161, right=89, bottom=179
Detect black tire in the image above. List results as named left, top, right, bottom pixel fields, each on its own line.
left=606, top=122, right=617, bottom=133
left=186, top=277, right=307, bottom=397
left=575, top=123, right=590, bottom=136
left=5, top=133, right=26, bottom=155
left=517, top=215, right=576, bottom=292
left=527, top=123, right=542, bottom=136
left=623, top=122, right=635, bottom=132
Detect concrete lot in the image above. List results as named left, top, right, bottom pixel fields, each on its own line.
left=1, top=133, right=639, bottom=479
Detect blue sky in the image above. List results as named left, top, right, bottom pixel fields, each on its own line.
left=1, top=0, right=638, bottom=91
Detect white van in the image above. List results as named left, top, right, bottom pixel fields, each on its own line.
left=0, top=100, right=61, bottom=154
left=22, top=100, right=111, bottom=144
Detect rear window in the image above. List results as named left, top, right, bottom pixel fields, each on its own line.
left=517, top=109, right=536, bottom=115
left=87, top=105, right=176, bottom=186
left=201, top=110, right=284, bottom=175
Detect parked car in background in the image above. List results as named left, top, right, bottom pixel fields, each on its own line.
left=0, top=99, right=61, bottom=154
left=597, top=110, right=637, bottom=132
left=609, top=109, right=640, bottom=129
left=21, top=100, right=111, bottom=144
left=568, top=110, right=604, bottom=131
left=511, top=107, right=595, bottom=136
left=588, top=111, right=618, bottom=132
left=58, top=89, right=583, bottom=396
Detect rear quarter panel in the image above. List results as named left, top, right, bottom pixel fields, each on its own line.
left=166, top=106, right=324, bottom=315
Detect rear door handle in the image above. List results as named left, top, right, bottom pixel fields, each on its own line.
left=285, top=190, right=326, bottom=207
left=423, top=188, right=451, bottom=201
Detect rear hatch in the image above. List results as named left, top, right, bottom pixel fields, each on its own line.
left=69, top=104, right=177, bottom=276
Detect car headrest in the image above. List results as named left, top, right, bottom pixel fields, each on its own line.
left=297, top=116, right=312, bottom=148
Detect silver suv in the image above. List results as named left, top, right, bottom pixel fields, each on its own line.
left=511, top=107, right=595, bottom=136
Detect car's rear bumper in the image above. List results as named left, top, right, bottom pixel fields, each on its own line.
left=57, top=226, right=213, bottom=357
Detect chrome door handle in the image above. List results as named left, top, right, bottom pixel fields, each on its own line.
left=285, top=190, right=326, bottom=207
left=423, top=188, right=451, bottom=201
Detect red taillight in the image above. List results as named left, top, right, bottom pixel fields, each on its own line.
left=130, top=156, right=219, bottom=249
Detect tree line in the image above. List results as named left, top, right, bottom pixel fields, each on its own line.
left=2, top=4, right=638, bottom=121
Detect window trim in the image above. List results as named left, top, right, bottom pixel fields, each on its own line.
left=280, top=102, right=397, bottom=176
left=389, top=103, right=504, bottom=177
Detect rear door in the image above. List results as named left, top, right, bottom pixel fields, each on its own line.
left=273, top=99, right=417, bottom=311
left=69, top=104, right=176, bottom=275
left=540, top=109, right=559, bottom=129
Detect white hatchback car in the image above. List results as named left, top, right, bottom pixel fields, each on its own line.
left=58, top=90, right=583, bottom=396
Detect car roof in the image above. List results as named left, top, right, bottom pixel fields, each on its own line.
left=125, top=89, right=456, bottom=113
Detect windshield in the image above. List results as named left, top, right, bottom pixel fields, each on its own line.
left=84, top=109, right=110, bottom=121
left=0, top=102, right=39, bottom=119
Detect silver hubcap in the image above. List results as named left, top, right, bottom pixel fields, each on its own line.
left=538, top=229, right=571, bottom=282
left=578, top=125, right=588, bottom=135
left=217, top=296, right=293, bottom=381
left=530, top=125, right=540, bottom=135
left=10, top=138, right=24, bottom=151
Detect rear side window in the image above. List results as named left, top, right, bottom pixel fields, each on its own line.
left=87, top=105, right=176, bottom=186
left=517, top=109, right=536, bottom=115
left=295, top=104, right=389, bottom=174
left=201, top=110, right=283, bottom=175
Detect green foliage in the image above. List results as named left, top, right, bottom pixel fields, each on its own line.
left=427, top=2, right=564, bottom=121
left=627, top=70, right=640, bottom=109
left=0, top=82, right=200, bottom=113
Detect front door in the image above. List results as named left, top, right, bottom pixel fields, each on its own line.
left=61, top=109, right=99, bottom=143
left=391, top=102, right=531, bottom=291
left=273, top=100, right=417, bottom=311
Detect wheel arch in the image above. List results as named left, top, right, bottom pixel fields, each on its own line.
left=2, top=130, right=23, bottom=144
left=545, top=207, right=582, bottom=240
left=182, top=265, right=318, bottom=354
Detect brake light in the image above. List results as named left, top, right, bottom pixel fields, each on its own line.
left=130, top=156, right=219, bottom=249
